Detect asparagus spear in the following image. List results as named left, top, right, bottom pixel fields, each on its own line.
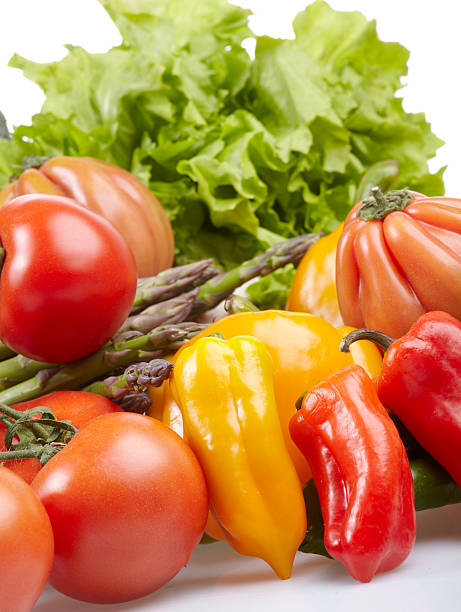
left=83, top=359, right=173, bottom=399
left=0, top=355, right=56, bottom=390
left=0, top=289, right=200, bottom=386
left=224, top=294, right=259, bottom=315
left=132, top=259, right=219, bottom=313
left=0, top=234, right=319, bottom=390
left=0, top=342, right=15, bottom=361
left=192, top=233, right=322, bottom=314
left=113, top=392, right=152, bottom=414
left=119, top=289, right=199, bottom=335
left=0, top=260, right=217, bottom=365
left=0, top=322, right=206, bottom=405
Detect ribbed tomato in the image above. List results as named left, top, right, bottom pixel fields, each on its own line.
left=0, top=156, right=174, bottom=277
left=336, top=188, right=461, bottom=338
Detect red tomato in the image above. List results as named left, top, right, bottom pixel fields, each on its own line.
left=0, top=194, right=137, bottom=363
left=0, top=156, right=175, bottom=277
left=0, top=391, right=122, bottom=484
left=32, top=412, right=209, bottom=604
left=0, top=467, right=54, bottom=612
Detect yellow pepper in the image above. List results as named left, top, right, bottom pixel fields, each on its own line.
left=149, top=313, right=382, bottom=542
left=173, top=311, right=382, bottom=484
left=171, top=335, right=307, bottom=580
left=286, top=223, right=343, bottom=326
left=149, top=378, right=226, bottom=540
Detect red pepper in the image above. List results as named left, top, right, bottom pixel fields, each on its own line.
left=342, top=311, right=461, bottom=490
left=289, top=365, right=416, bottom=583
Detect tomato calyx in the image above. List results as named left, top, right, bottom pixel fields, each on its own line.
left=356, top=186, right=412, bottom=220
left=13, top=155, right=53, bottom=172
left=0, top=402, right=77, bottom=466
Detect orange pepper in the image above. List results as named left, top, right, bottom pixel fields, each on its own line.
left=148, top=312, right=382, bottom=542
left=174, top=311, right=382, bottom=484
left=286, top=224, right=343, bottom=326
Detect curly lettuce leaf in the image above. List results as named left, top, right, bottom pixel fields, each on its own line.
left=0, top=0, right=444, bottom=307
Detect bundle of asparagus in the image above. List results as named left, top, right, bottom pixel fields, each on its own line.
left=0, top=233, right=321, bottom=406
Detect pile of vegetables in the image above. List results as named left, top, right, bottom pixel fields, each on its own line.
left=2, top=0, right=461, bottom=610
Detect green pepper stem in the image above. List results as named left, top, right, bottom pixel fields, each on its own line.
left=339, top=328, right=395, bottom=353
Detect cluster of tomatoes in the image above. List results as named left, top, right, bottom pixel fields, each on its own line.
left=2, top=391, right=208, bottom=609
left=0, top=161, right=209, bottom=610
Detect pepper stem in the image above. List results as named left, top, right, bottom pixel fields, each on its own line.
left=339, top=328, right=395, bottom=353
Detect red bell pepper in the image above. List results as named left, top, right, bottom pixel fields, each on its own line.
left=289, top=365, right=416, bottom=583
left=341, top=310, right=461, bottom=490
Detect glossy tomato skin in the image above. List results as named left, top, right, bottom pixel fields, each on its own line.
left=0, top=467, right=54, bottom=612
left=32, top=412, right=209, bottom=604
left=336, top=192, right=461, bottom=338
left=0, top=194, right=137, bottom=362
left=0, top=156, right=175, bottom=277
left=0, top=391, right=122, bottom=484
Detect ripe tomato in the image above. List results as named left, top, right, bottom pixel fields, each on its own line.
left=336, top=189, right=461, bottom=337
left=0, top=194, right=137, bottom=363
left=0, top=391, right=122, bottom=484
left=0, top=156, right=175, bottom=277
left=32, top=412, right=209, bottom=604
left=0, top=467, right=54, bottom=612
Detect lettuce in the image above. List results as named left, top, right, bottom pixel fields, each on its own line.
left=0, top=0, right=444, bottom=305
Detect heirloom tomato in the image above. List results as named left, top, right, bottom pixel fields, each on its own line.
left=336, top=188, right=461, bottom=337
left=32, top=412, right=208, bottom=604
left=0, top=194, right=137, bottom=362
left=0, top=156, right=174, bottom=276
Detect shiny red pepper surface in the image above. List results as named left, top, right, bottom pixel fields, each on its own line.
left=290, top=365, right=416, bottom=583
left=375, top=310, right=461, bottom=489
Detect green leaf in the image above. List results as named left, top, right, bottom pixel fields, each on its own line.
left=246, top=266, right=296, bottom=311
left=0, top=0, right=444, bottom=280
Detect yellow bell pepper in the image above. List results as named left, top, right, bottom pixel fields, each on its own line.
left=149, top=378, right=226, bottom=541
left=149, top=313, right=382, bottom=542
left=286, top=223, right=343, bottom=326
left=173, top=311, right=382, bottom=484
left=171, top=335, right=307, bottom=580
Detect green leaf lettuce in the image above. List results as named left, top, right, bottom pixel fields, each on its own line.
left=0, top=0, right=444, bottom=306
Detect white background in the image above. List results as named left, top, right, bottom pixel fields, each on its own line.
left=2, top=1, right=461, bottom=610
